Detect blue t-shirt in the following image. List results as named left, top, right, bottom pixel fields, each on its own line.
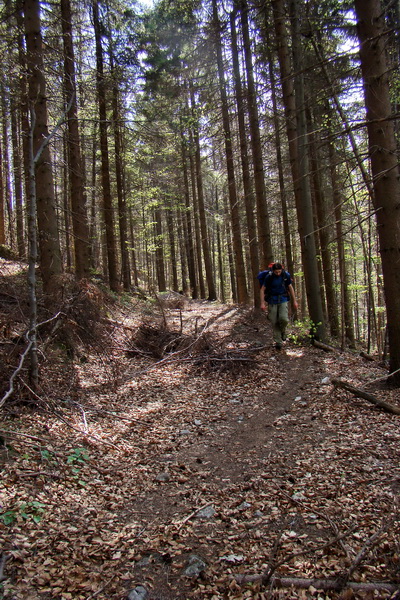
left=265, top=272, right=292, bottom=305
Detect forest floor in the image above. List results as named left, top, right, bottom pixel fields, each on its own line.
left=0, top=257, right=399, bottom=600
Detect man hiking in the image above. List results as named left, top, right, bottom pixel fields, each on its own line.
left=260, top=263, right=298, bottom=350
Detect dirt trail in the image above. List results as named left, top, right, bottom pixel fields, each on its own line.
left=0, top=297, right=399, bottom=600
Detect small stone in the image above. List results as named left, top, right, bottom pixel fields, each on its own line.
left=194, top=419, right=202, bottom=426
left=237, top=501, right=251, bottom=511
left=321, top=377, right=330, bottom=384
left=292, top=491, right=306, bottom=501
left=179, top=429, right=191, bottom=435
left=220, top=554, right=244, bottom=563
left=196, top=505, right=215, bottom=519
left=127, top=585, right=148, bottom=600
left=155, top=472, right=170, bottom=482
left=184, top=554, right=207, bottom=577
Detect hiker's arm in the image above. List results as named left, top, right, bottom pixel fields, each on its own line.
left=260, top=285, right=267, bottom=311
left=288, top=284, right=298, bottom=311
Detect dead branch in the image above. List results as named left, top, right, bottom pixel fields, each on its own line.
left=234, top=574, right=398, bottom=593
left=332, top=378, right=400, bottom=415
left=0, top=553, right=9, bottom=582
left=344, top=518, right=395, bottom=583
left=360, top=350, right=375, bottom=361
left=175, top=502, right=213, bottom=531
left=313, top=340, right=338, bottom=352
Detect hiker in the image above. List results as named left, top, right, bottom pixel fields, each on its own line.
left=260, top=263, right=298, bottom=350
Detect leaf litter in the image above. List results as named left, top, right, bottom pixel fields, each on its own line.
left=0, top=286, right=399, bottom=600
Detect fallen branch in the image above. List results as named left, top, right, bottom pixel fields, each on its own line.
left=175, top=502, right=213, bottom=531
left=0, top=553, right=9, bottom=582
left=234, top=574, right=398, bottom=593
left=360, top=350, right=375, bottom=361
left=313, top=340, right=338, bottom=352
left=332, top=378, right=400, bottom=415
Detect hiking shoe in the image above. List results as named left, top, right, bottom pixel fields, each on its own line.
left=275, top=342, right=282, bottom=350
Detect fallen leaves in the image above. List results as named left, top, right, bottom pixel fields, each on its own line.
left=1, top=303, right=399, bottom=599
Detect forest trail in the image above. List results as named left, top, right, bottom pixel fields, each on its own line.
left=0, top=272, right=399, bottom=600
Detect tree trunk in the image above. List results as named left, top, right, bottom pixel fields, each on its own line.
left=354, top=0, right=400, bottom=384
left=288, top=0, right=325, bottom=340
left=329, top=144, right=355, bottom=349
left=180, top=125, right=198, bottom=298
left=309, top=124, right=339, bottom=337
left=10, top=97, right=25, bottom=257
left=61, top=0, right=91, bottom=281
left=0, top=133, right=5, bottom=246
left=264, top=19, right=294, bottom=282
left=154, top=207, right=166, bottom=292
left=165, top=197, right=179, bottom=292
left=109, top=47, right=130, bottom=291
left=23, top=0, right=62, bottom=295
left=230, top=9, right=259, bottom=307
left=188, top=125, right=206, bottom=298
left=212, top=0, right=248, bottom=304
left=238, top=0, right=273, bottom=267
left=190, top=87, right=217, bottom=301
left=92, top=0, right=119, bottom=292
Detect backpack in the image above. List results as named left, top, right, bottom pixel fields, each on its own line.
left=257, top=265, right=290, bottom=299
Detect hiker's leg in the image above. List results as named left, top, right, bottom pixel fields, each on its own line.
left=278, top=301, right=289, bottom=340
left=268, top=304, right=282, bottom=344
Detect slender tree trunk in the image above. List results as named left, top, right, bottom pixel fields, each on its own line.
left=154, top=207, right=166, bottom=292
left=62, top=144, right=72, bottom=270
left=230, top=9, right=259, bottom=307
left=224, top=193, right=237, bottom=302
left=239, top=0, right=273, bottom=267
left=180, top=126, right=198, bottom=298
left=27, top=107, right=38, bottom=388
left=165, top=197, right=179, bottom=292
left=10, top=98, right=25, bottom=257
left=355, top=0, right=400, bottom=383
left=289, top=0, right=325, bottom=339
left=17, top=1, right=31, bottom=256
left=190, top=87, right=217, bottom=300
left=176, top=205, right=188, bottom=294
left=188, top=127, right=205, bottom=298
left=309, top=126, right=339, bottom=337
left=128, top=206, right=138, bottom=287
left=92, top=0, right=119, bottom=292
left=24, top=0, right=62, bottom=295
left=329, top=145, right=355, bottom=348
left=264, top=25, right=294, bottom=280
left=61, top=0, right=91, bottom=280
left=0, top=136, right=5, bottom=246
left=2, top=92, right=14, bottom=250
left=212, top=0, right=248, bottom=303
left=109, top=49, right=130, bottom=290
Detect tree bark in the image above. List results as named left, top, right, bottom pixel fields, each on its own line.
left=354, top=0, right=400, bottom=385
left=180, top=125, right=198, bottom=298
left=239, top=0, right=273, bottom=267
left=154, top=207, right=166, bottom=292
left=23, top=0, right=62, bottom=295
left=10, top=96, right=25, bottom=258
left=190, top=86, right=217, bottom=301
left=212, top=0, right=248, bottom=304
left=230, top=9, right=259, bottom=307
left=92, top=0, right=119, bottom=292
left=288, top=0, right=325, bottom=340
left=108, top=41, right=130, bottom=291
left=61, top=0, right=91, bottom=281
